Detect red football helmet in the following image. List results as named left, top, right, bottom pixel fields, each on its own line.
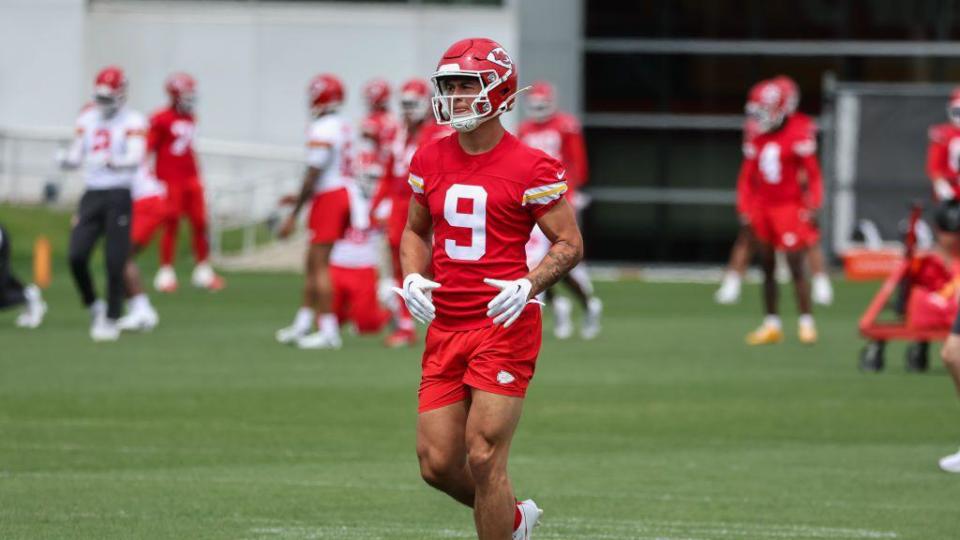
left=165, top=72, right=196, bottom=113
left=772, top=75, right=800, bottom=115
left=524, top=80, right=556, bottom=122
left=400, top=78, right=431, bottom=123
left=93, top=66, right=127, bottom=115
left=745, top=79, right=788, bottom=134
left=430, top=37, right=524, bottom=132
left=308, top=74, right=345, bottom=116
left=948, top=88, right=960, bottom=126
left=363, top=78, right=391, bottom=112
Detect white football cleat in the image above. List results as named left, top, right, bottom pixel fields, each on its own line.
left=939, top=447, right=960, bottom=473
left=296, top=331, right=342, bottom=350
left=90, top=317, right=120, bottom=342
left=191, top=262, right=225, bottom=291
left=118, top=307, right=159, bottom=332
left=154, top=265, right=178, bottom=293
left=714, top=273, right=741, bottom=305
left=812, top=273, right=834, bottom=306
left=512, top=499, right=543, bottom=540
left=15, top=284, right=46, bottom=329
left=552, top=296, right=573, bottom=340
left=276, top=324, right=311, bottom=345
left=581, top=297, right=603, bottom=340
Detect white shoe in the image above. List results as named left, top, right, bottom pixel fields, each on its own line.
left=15, top=285, right=46, bottom=329
left=512, top=499, right=543, bottom=540
left=812, top=273, right=834, bottom=306
left=276, top=324, right=311, bottom=345
left=714, top=274, right=741, bottom=305
left=154, top=265, right=178, bottom=293
left=552, top=296, right=573, bottom=340
left=296, top=331, right=342, bottom=350
left=581, top=297, right=603, bottom=340
left=191, top=262, right=225, bottom=290
left=90, top=317, right=120, bottom=342
left=118, top=307, right=159, bottom=332
left=939, top=448, right=960, bottom=473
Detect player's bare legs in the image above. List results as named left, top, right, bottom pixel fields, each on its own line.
left=937, top=334, right=960, bottom=471
left=417, top=401, right=476, bottom=507
left=716, top=225, right=752, bottom=304
left=466, top=390, right=523, bottom=539
left=746, top=241, right=784, bottom=345
left=118, top=246, right=159, bottom=332
left=296, top=242, right=341, bottom=349
left=787, top=249, right=816, bottom=344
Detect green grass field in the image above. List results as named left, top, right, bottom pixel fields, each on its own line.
left=1, top=204, right=959, bottom=539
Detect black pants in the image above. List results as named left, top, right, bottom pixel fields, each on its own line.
left=0, top=224, right=26, bottom=309
left=68, top=188, right=131, bottom=320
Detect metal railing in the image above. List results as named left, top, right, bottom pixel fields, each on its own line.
left=0, top=124, right=302, bottom=260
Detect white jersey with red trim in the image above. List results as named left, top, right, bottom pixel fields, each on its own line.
left=306, top=112, right=353, bottom=194
left=74, top=107, right=148, bottom=190
left=331, top=184, right=379, bottom=268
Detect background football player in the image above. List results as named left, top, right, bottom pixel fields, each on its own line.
left=59, top=66, right=145, bottom=341
left=738, top=78, right=823, bottom=345
left=150, top=73, right=224, bottom=293
left=0, top=224, right=46, bottom=329
left=275, top=74, right=354, bottom=350
left=518, top=80, right=602, bottom=339
left=359, top=77, right=398, bottom=170
left=117, top=167, right=168, bottom=332
left=927, top=88, right=960, bottom=203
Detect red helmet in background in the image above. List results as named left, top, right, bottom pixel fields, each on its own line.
left=400, top=78, right=431, bottom=123
left=165, top=72, right=197, bottom=113
left=363, top=78, right=391, bottom=112
left=772, top=74, right=800, bottom=115
left=430, top=37, right=523, bottom=132
left=308, top=74, right=345, bottom=117
left=745, top=79, right=788, bottom=134
left=94, top=65, right=127, bottom=115
left=948, top=88, right=960, bottom=126
left=524, top=80, right=556, bottom=122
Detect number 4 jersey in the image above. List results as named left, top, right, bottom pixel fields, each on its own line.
left=736, top=113, right=822, bottom=216
left=408, top=132, right=567, bottom=331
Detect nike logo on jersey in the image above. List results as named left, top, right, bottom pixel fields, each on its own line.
left=556, top=169, right=566, bottom=180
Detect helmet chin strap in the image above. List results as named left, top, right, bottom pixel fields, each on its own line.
left=451, top=85, right=533, bottom=133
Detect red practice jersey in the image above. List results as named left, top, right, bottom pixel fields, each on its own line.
left=148, top=107, right=199, bottom=184
left=517, top=112, right=588, bottom=192
left=927, top=123, right=960, bottom=199
left=408, top=132, right=567, bottom=331
left=362, top=110, right=399, bottom=165
left=736, top=113, right=822, bottom=214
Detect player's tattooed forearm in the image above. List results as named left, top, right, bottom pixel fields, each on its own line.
left=529, top=240, right=582, bottom=294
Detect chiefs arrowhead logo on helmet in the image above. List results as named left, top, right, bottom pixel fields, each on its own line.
left=486, top=47, right=513, bottom=69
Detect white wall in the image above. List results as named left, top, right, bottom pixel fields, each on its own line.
left=84, top=0, right=519, bottom=145
left=0, top=0, right=87, bottom=128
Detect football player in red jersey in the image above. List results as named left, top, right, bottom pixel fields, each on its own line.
left=274, top=74, right=354, bottom=350
left=927, top=89, right=960, bottom=202
left=394, top=38, right=582, bottom=539
left=716, top=75, right=833, bottom=308
left=372, top=78, right=453, bottom=347
left=149, top=73, right=225, bottom=293
left=360, top=78, right=399, bottom=168
left=739, top=78, right=823, bottom=345
left=518, top=81, right=602, bottom=340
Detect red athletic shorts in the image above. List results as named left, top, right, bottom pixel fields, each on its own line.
left=750, top=203, right=819, bottom=251
left=418, top=306, right=543, bottom=413
left=131, top=195, right=172, bottom=247
left=331, top=265, right=388, bottom=334
left=308, top=187, right=351, bottom=244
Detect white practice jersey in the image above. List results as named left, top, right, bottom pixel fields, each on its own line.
left=331, top=183, right=378, bottom=268
left=131, top=166, right=166, bottom=202
left=74, top=106, right=148, bottom=190
left=306, top=112, right=353, bottom=194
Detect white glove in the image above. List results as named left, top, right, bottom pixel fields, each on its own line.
left=484, top=278, right=534, bottom=328
left=392, top=273, right=441, bottom=324
left=935, top=179, right=956, bottom=201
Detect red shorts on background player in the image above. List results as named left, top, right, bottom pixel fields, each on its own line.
left=394, top=38, right=583, bottom=540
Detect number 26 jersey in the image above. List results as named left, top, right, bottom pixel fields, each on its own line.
left=408, top=132, right=567, bottom=331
